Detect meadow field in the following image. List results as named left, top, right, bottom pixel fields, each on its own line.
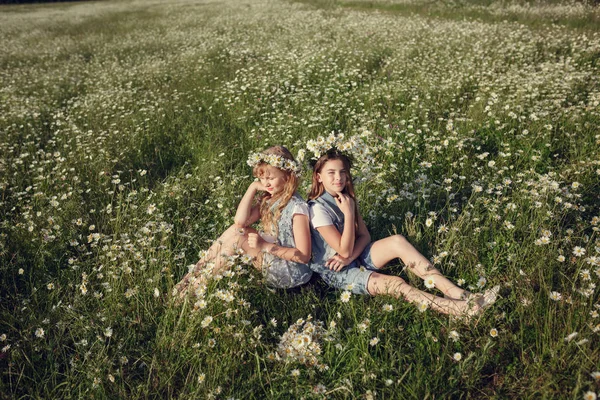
left=1, top=0, right=599, bottom=398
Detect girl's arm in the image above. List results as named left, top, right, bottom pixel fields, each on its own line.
left=347, top=213, right=371, bottom=260
left=322, top=206, right=370, bottom=271
left=316, top=193, right=356, bottom=258
left=234, top=182, right=264, bottom=228
left=247, top=214, right=311, bottom=264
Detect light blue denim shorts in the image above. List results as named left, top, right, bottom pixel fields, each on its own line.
left=312, top=243, right=378, bottom=295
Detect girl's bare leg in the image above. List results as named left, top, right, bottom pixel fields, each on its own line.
left=174, top=225, right=258, bottom=297
left=369, top=235, right=467, bottom=300
left=366, top=273, right=475, bottom=316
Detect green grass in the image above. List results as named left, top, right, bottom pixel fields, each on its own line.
left=0, top=0, right=599, bottom=398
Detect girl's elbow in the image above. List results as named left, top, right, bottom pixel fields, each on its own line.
left=299, top=254, right=311, bottom=264
left=296, top=248, right=311, bottom=264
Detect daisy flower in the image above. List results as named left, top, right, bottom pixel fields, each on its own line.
left=340, top=291, right=351, bottom=303
left=583, top=391, right=596, bottom=400
left=424, top=277, right=435, bottom=289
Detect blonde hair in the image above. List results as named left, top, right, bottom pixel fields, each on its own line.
left=252, top=146, right=298, bottom=236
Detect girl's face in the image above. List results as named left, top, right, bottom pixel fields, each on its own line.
left=259, top=165, right=288, bottom=195
left=317, top=159, right=347, bottom=195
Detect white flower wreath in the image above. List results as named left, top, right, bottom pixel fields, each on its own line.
left=246, top=152, right=301, bottom=174
left=304, top=131, right=376, bottom=164
left=302, top=130, right=382, bottom=183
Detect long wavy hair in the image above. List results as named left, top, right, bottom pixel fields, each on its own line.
left=252, top=146, right=298, bottom=236
left=307, top=149, right=358, bottom=227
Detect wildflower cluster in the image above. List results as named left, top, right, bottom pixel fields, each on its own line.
left=276, top=316, right=332, bottom=369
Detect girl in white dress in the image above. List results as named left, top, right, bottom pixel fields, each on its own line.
left=175, top=146, right=312, bottom=297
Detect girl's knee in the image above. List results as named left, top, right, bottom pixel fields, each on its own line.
left=392, top=234, right=407, bottom=247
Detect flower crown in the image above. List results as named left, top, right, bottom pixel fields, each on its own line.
left=302, top=132, right=373, bottom=164
left=246, top=151, right=301, bottom=174
left=300, top=131, right=381, bottom=184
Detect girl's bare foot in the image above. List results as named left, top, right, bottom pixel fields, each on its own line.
left=455, top=285, right=500, bottom=323
left=173, top=264, right=209, bottom=300
left=446, top=285, right=499, bottom=306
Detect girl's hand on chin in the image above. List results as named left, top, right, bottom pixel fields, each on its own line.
left=335, top=193, right=355, bottom=215
left=251, top=181, right=268, bottom=192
